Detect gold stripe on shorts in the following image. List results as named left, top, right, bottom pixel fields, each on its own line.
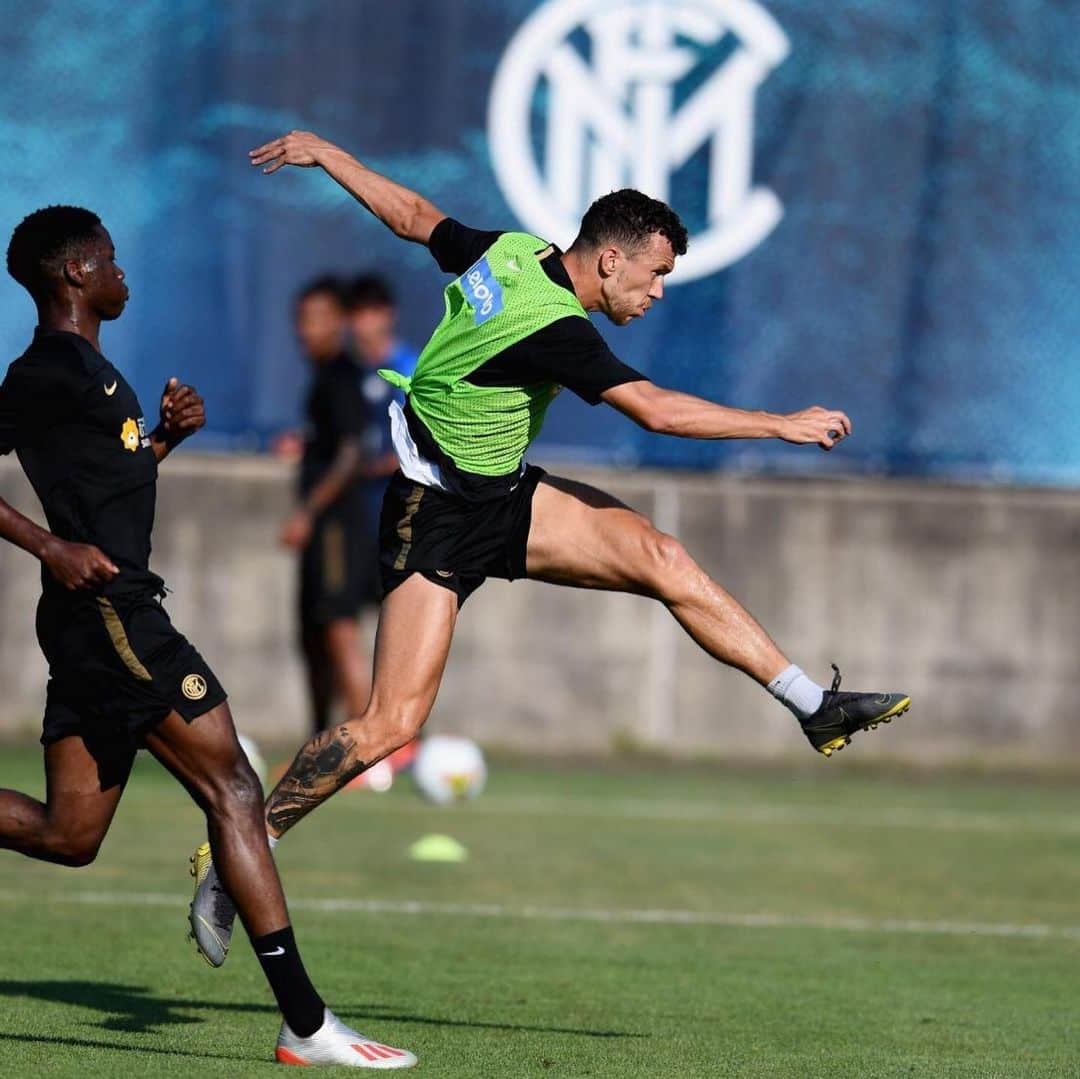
left=96, top=597, right=153, bottom=682
left=322, top=520, right=346, bottom=593
left=393, top=484, right=425, bottom=571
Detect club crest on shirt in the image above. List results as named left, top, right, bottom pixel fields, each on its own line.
left=182, top=673, right=208, bottom=700
left=120, top=416, right=151, bottom=453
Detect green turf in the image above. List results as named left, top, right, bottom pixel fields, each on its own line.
left=0, top=743, right=1078, bottom=1077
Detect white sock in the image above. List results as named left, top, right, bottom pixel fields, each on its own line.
left=267, top=834, right=280, bottom=850
left=767, top=664, right=824, bottom=721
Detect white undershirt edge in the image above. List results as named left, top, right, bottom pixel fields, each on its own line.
left=388, top=400, right=447, bottom=491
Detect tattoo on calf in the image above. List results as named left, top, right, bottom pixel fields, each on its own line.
left=266, top=725, right=368, bottom=836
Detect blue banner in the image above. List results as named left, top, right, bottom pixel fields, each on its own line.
left=1, top=1, right=1077, bottom=483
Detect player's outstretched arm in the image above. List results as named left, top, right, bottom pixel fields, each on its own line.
left=602, top=380, right=852, bottom=450
left=249, top=130, right=446, bottom=245
left=0, top=497, right=118, bottom=589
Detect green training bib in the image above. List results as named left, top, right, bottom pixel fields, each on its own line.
left=379, top=232, right=588, bottom=477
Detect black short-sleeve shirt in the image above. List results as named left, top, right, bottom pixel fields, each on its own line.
left=413, top=218, right=647, bottom=498
left=299, top=353, right=369, bottom=519
left=0, top=329, right=162, bottom=597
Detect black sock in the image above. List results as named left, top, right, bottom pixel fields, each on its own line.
left=252, top=925, right=325, bottom=1038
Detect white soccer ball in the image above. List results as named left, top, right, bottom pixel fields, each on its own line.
left=363, top=758, right=395, bottom=793
left=412, top=735, right=487, bottom=805
left=237, top=733, right=268, bottom=790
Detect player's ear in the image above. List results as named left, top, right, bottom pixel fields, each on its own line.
left=61, top=258, right=88, bottom=288
left=597, top=246, right=620, bottom=278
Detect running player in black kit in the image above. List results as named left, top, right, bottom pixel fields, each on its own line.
left=0, top=206, right=415, bottom=1069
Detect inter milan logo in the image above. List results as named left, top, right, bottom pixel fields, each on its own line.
left=182, top=673, right=208, bottom=701
left=488, top=0, right=790, bottom=283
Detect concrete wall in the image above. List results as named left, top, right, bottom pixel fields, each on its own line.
left=1, top=454, right=1078, bottom=766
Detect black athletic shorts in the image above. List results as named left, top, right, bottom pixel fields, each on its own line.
left=36, top=588, right=227, bottom=783
left=300, top=511, right=379, bottom=626
left=378, top=465, right=546, bottom=606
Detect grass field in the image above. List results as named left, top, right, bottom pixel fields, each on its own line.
left=0, top=743, right=1077, bottom=1077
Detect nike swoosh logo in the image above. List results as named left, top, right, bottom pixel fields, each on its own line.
left=104, top=381, right=118, bottom=396
left=259, top=946, right=285, bottom=957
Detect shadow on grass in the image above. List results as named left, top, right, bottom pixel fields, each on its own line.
left=337, top=1005, right=646, bottom=1040
left=0, top=979, right=646, bottom=1041
left=0, top=980, right=273, bottom=1034
left=0, top=1031, right=255, bottom=1063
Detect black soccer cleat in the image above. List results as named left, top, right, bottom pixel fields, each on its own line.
left=801, top=664, right=911, bottom=758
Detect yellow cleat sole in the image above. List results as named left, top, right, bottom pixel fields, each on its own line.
left=818, top=697, right=912, bottom=758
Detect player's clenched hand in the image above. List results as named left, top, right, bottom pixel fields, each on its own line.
left=280, top=508, right=313, bottom=550
left=41, top=537, right=119, bottom=590
left=780, top=406, right=852, bottom=450
left=250, top=131, right=334, bottom=174
left=160, top=376, right=206, bottom=443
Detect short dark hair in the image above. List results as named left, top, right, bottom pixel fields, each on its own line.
left=571, top=189, right=688, bottom=257
left=348, top=273, right=396, bottom=311
left=295, top=274, right=348, bottom=308
left=6, top=205, right=103, bottom=296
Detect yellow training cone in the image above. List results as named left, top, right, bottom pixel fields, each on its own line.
left=409, top=834, right=468, bottom=863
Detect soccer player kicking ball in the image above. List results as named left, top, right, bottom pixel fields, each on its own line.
left=190, top=130, right=910, bottom=966
left=0, top=207, right=415, bottom=1069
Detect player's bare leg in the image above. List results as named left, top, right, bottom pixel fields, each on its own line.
left=267, top=572, right=457, bottom=839
left=155, top=701, right=417, bottom=1065
left=527, top=475, right=790, bottom=683
left=0, top=736, right=132, bottom=866
left=188, top=572, right=456, bottom=979
left=146, top=703, right=288, bottom=934
left=527, top=475, right=910, bottom=754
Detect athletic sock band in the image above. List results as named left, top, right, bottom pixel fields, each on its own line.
left=767, top=664, right=825, bottom=721
left=251, top=925, right=324, bottom=1038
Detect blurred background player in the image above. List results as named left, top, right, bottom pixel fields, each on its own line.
left=345, top=274, right=421, bottom=783
left=282, top=276, right=377, bottom=732
left=347, top=273, right=417, bottom=396
left=346, top=273, right=418, bottom=560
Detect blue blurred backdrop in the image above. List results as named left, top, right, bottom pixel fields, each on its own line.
left=2, top=1, right=1077, bottom=483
